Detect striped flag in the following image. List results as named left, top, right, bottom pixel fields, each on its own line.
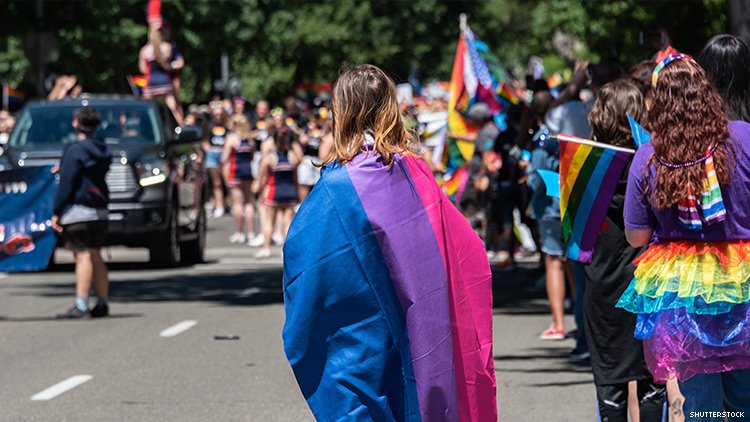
left=127, top=75, right=148, bottom=96
left=446, top=34, right=479, bottom=168
left=557, top=134, right=634, bottom=263
left=283, top=152, right=496, bottom=421
left=441, top=165, right=469, bottom=203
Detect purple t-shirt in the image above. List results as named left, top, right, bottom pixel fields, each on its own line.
left=624, top=120, right=750, bottom=242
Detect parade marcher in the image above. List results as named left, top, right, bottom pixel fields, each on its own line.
left=222, top=114, right=256, bottom=244
left=296, top=117, right=324, bottom=202
left=282, top=63, right=496, bottom=421
left=204, top=101, right=229, bottom=217
left=527, top=90, right=567, bottom=340
left=52, top=107, right=112, bottom=319
left=254, top=128, right=302, bottom=258
left=486, top=105, right=524, bottom=268
left=246, top=105, right=274, bottom=248
left=585, top=80, right=665, bottom=421
left=618, top=55, right=750, bottom=419
left=138, top=19, right=184, bottom=124
left=446, top=103, right=498, bottom=222
left=698, top=34, right=750, bottom=123
left=249, top=99, right=270, bottom=128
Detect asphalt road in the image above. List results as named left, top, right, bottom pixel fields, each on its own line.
left=0, top=215, right=593, bottom=421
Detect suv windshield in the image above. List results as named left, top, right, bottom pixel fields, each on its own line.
left=9, top=103, right=162, bottom=147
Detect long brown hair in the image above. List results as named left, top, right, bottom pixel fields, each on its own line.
left=325, top=64, right=414, bottom=166
left=589, top=80, right=645, bottom=149
left=644, top=59, right=732, bottom=210
left=148, top=27, right=169, bottom=70
left=229, top=113, right=252, bottom=140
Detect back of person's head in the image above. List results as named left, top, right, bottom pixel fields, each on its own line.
left=588, top=80, right=645, bottom=149
left=75, top=107, right=101, bottom=135
left=698, top=34, right=750, bottom=122
left=272, top=127, right=293, bottom=153
left=527, top=79, right=550, bottom=94
left=467, top=103, right=491, bottom=123
left=328, top=64, right=413, bottom=166
left=628, top=60, right=655, bottom=96
left=590, top=59, right=624, bottom=90
left=645, top=56, right=732, bottom=210
left=531, top=90, right=553, bottom=119
left=230, top=113, right=252, bottom=140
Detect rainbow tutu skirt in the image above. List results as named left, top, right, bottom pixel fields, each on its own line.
left=616, top=240, right=750, bottom=382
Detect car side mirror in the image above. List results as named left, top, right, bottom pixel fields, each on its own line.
left=170, top=125, right=202, bottom=145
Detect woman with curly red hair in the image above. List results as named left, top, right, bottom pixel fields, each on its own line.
left=617, top=55, right=750, bottom=419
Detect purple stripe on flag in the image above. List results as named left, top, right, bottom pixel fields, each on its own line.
left=575, top=150, right=630, bottom=262
left=346, top=152, right=459, bottom=420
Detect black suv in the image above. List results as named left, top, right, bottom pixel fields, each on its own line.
left=0, top=96, right=206, bottom=266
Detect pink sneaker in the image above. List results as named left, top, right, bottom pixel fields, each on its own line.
left=539, top=326, right=565, bottom=340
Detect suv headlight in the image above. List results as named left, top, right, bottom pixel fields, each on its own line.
left=136, top=160, right=168, bottom=187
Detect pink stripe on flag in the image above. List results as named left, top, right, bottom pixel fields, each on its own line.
left=403, top=155, right=497, bottom=421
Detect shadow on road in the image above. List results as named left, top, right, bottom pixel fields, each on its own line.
left=0, top=313, right=144, bottom=323
left=491, top=265, right=551, bottom=314
left=9, top=268, right=284, bottom=307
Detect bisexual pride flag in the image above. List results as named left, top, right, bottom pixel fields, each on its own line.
left=282, top=152, right=496, bottom=421
left=558, top=134, right=635, bottom=263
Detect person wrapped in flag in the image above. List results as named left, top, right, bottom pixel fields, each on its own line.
left=617, top=55, right=750, bottom=416
left=282, top=64, right=497, bottom=421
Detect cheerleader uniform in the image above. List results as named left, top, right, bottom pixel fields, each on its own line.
left=617, top=121, right=750, bottom=416
left=144, top=42, right=181, bottom=96
left=251, top=120, right=269, bottom=179
left=226, top=139, right=254, bottom=187
left=263, top=151, right=298, bottom=208
left=297, top=130, right=322, bottom=187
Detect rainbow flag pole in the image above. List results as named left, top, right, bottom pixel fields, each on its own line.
left=553, top=133, right=635, bottom=263
left=550, top=134, right=636, bottom=154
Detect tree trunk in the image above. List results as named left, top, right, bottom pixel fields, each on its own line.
left=729, top=0, right=750, bottom=42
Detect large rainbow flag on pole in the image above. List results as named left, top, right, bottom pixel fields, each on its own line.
left=283, top=151, right=497, bottom=421
left=445, top=19, right=503, bottom=169
left=557, top=133, right=635, bottom=263
left=446, top=34, right=478, bottom=168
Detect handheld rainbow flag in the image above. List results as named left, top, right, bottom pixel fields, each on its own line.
left=283, top=152, right=496, bottom=421
left=127, top=75, right=148, bottom=97
left=2, top=84, right=25, bottom=110
left=556, top=134, right=635, bottom=263
left=627, top=114, right=651, bottom=147
left=442, top=164, right=469, bottom=202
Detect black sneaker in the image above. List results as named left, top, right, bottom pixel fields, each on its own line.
left=569, top=347, right=591, bottom=362
left=56, top=306, right=91, bottom=320
left=90, top=302, right=109, bottom=318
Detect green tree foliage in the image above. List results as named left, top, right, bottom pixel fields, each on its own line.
left=0, top=0, right=731, bottom=102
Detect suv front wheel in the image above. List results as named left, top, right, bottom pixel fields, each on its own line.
left=149, top=206, right=180, bottom=267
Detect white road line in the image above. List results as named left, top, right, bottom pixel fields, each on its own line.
left=0, top=273, right=7, bottom=280
left=31, top=375, right=92, bottom=401
left=239, top=287, right=262, bottom=297
left=159, top=320, right=197, bottom=338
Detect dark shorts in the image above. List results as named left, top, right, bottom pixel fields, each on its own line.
left=62, top=221, right=108, bottom=251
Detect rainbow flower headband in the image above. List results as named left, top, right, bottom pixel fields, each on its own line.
left=651, top=53, right=693, bottom=86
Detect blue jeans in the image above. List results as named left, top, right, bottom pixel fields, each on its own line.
left=678, top=369, right=750, bottom=421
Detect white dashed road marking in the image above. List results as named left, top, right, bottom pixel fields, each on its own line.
left=159, top=320, right=197, bottom=338
left=31, top=375, right=92, bottom=401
